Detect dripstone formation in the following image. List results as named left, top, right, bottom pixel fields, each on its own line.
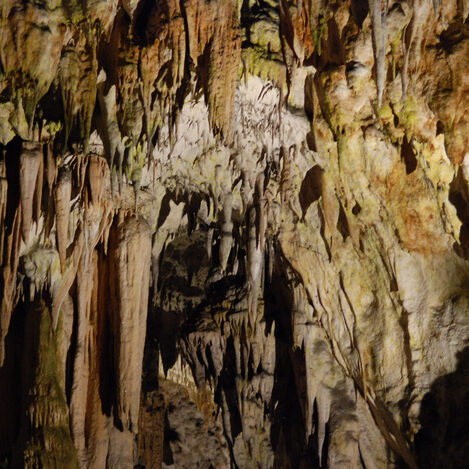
left=0, top=1, right=468, bottom=468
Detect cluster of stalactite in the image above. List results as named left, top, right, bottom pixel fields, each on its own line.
left=0, top=0, right=469, bottom=468
left=0, top=143, right=152, bottom=467
left=0, top=0, right=241, bottom=465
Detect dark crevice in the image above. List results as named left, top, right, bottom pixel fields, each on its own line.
left=0, top=302, right=26, bottom=465
left=350, top=0, right=369, bottom=29
left=215, top=335, right=243, bottom=441
left=401, top=136, right=417, bottom=174
left=449, top=170, right=469, bottom=252
left=163, top=413, right=176, bottom=465
left=397, top=306, right=415, bottom=447
left=415, top=346, right=469, bottom=468
left=337, top=201, right=350, bottom=241
left=352, top=202, right=361, bottom=216
left=299, top=165, right=323, bottom=219
left=267, top=274, right=314, bottom=467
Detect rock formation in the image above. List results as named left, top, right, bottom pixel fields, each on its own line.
left=0, top=0, right=468, bottom=467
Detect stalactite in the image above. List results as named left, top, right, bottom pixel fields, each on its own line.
left=45, top=144, right=56, bottom=194
left=267, top=238, right=274, bottom=282
left=0, top=1, right=467, bottom=467
left=241, top=171, right=253, bottom=214
left=0, top=161, right=7, bottom=266
left=219, top=192, right=234, bottom=272
left=88, top=155, right=107, bottom=206
left=19, top=142, right=42, bottom=242
left=34, top=154, right=43, bottom=223
left=304, top=338, right=317, bottom=438
left=182, top=0, right=241, bottom=142
left=401, top=11, right=413, bottom=101
left=97, top=72, right=124, bottom=176
left=0, top=207, right=21, bottom=366
left=56, top=294, right=73, bottom=400
left=109, top=215, right=151, bottom=433
left=368, top=0, right=387, bottom=106
left=54, top=167, right=72, bottom=274
left=206, top=226, right=214, bottom=261
left=51, top=227, right=84, bottom=330
left=59, top=46, right=79, bottom=150
left=255, top=172, right=266, bottom=251
left=317, top=388, right=331, bottom=466
left=246, top=205, right=263, bottom=317
left=280, top=146, right=291, bottom=206
left=69, top=249, right=96, bottom=466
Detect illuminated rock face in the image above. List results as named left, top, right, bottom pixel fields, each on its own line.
left=0, top=1, right=468, bottom=468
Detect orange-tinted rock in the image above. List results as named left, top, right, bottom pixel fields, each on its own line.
left=183, top=0, right=241, bottom=142
left=108, top=214, right=152, bottom=432
left=54, top=167, right=72, bottom=273
left=19, top=142, right=42, bottom=242
left=0, top=1, right=467, bottom=467
left=0, top=0, right=65, bottom=114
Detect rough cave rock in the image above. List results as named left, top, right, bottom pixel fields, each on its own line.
left=0, top=0, right=468, bottom=468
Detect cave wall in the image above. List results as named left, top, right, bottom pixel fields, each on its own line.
left=0, top=0, right=468, bottom=468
